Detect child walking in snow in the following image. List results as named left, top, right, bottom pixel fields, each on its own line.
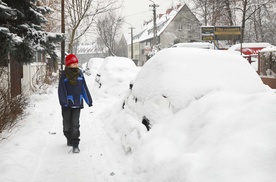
left=58, top=54, right=93, bottom=153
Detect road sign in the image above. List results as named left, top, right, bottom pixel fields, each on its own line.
left=201, top=26, right=215, bottom=34
left=201, top=26, right=215, bottom=41
left=202, top=35, right=214, bottom=41
left=214, top=26, right=241, bottom=40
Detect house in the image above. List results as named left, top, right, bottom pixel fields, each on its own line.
left=128, top=4, right=202, bottom=66
left=76, top=43, right=108, bottom=66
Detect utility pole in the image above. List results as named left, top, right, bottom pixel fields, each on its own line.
left=149, top=0, right=159, bottom=47
left=119, top=19, right=135, bottom=60
left=129, top=26, right=134, bottom=59
left=61, top=0, right=65, bottom=70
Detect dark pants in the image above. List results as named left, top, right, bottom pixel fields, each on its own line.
left=62, top=107, right=81, bottom=147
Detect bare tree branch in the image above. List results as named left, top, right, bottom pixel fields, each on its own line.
left=65, top=0, right=122, bottom=53
left=95, top=11, right=123, bottom=56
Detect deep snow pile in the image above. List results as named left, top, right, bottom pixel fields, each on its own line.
left=101, top=48, right=276, bottom=182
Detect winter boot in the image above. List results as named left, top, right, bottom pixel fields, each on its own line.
left=72, top=140, right=80, bottom=153
left=67, top=138, right=72, bottom=146
left=72, top=146, right=80, bottom=153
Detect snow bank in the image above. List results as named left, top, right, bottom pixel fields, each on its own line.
left=129, top=91, right=276, bottom=182
left=104, top=48, right=276, bottom=181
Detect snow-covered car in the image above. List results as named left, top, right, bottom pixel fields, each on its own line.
left=124, top=47, right=266, bottom=130
left=227, top=42, right=271, bottom=55
left=103, top=47, right=276, bottom=182
left=84, top=58, right=104, bottom=76
left=94, top=56, right=140, bottom=97
left=172, top=42, right=217, bottom=49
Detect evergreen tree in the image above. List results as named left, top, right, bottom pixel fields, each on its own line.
left=0, top=0, right=63, bottom=65
left=0, top=1, right=18, bottom=65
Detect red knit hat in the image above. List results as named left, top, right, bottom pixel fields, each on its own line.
left=65, top=54, right=78, bottom=66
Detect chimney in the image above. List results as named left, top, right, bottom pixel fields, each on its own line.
left=166, top=8, right=173, bottom=14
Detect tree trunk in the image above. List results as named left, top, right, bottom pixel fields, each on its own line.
left=224, top=0, right=233, bottom=25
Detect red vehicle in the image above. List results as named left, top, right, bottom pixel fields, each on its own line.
left=228, top=42, right=272, bottom=63
left=228, top=42, right=271, bottom=55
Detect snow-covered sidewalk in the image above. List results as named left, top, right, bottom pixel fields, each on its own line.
left=0, top=85, right=131, bottom=182
left=2, top=52, right=276, bottom=182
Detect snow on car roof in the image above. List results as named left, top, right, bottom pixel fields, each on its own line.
left=132, top=48, right=266, bottom=111
left=172, top=42, right=216, bottom=49
left=228, top=42, right=271, bottom=51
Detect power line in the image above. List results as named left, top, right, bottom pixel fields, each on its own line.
left=124, top=10, right=150, bottom=18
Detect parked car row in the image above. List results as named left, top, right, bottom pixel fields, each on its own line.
left=84, top=43, right=270, bottom=131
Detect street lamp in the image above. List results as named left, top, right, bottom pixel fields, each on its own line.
left=128, top=24, right=134, bottom=60
left=119, top=19, right=134, bottom=59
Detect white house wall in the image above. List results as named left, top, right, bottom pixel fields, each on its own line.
left=160, top=5, right=201, bottom=48
left=22, top=64, right=31, bottom=95
left=0, top=66, right=9, bottom=90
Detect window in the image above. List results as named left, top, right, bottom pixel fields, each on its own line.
left=178, top=24, right=183, bottom=31
left=187, top=24, right=192, bottom=31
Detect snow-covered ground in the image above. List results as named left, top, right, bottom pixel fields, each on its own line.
left=1, top=48, right=276, bottom=182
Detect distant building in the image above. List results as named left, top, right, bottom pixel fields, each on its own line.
left=76, top=43, right=108, bottom=65
left=128, top=4, right=201, bottom=66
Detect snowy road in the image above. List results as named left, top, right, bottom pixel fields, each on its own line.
left=0, top=85, right=131, bottom=182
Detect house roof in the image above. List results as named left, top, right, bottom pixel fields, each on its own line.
left=77, top=43, right=107, bottom=54
left=131, top=4, right=185, bottom=44
left=77, top=44, right=97, bottom=54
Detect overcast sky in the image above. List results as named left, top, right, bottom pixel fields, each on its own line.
left=120, top=0, right=192, bottom=34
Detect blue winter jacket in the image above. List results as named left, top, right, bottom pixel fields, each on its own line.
left=58, top=69, right=93, bottom=108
